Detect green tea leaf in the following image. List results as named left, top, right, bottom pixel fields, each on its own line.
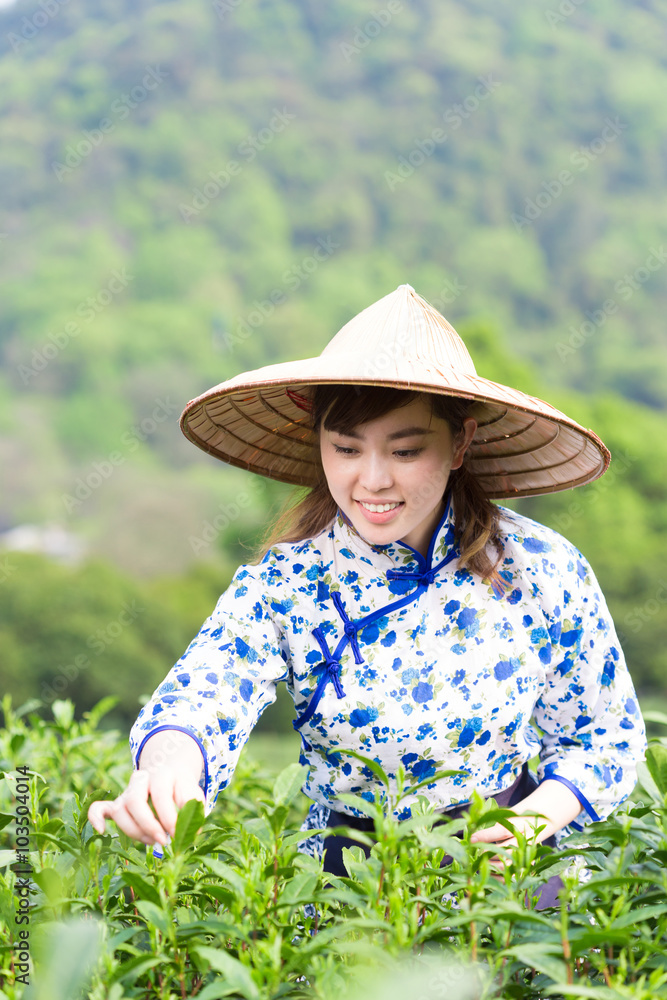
left=645, top=743, right=667, bottom=796
left=10, top=732, right=25, bottom=753
left=279, top=871, right=319, bottom=906
left=33, top=867, right=63, bottom=905
left=341, top=845, right=368, bottom=876
left=120, top=870, right=161, bottom=907
left=135, top=899, right=170, bottom=934
left=61, top=794, right=78, bottom=830
left=266, top=803, right=290, bottom=835
left=338, top=750, right=390, bottom=787
left=51, top=700, right=75, bottom=728
left=202, top=856, right=248, bottom=894
left=27, top=917, right=103, bottom=1000
left=194, top=946, right=260, bottom=999
left=503, top=943, right=568, bottom=982
left=282, top=829, right=328, bottom=849
left=325, top=824, right=375, bottom=848
left=469, top=806, right=527, bottom=837
left=171, top=797, right=205, bottom=854
left=110, top=954, right=164, bottom=984
left=14, top=699, right=43, bottom=719
left=334, top=792, right=382, bottom=823
left=272, top=762, right=308, bottom=806
left=611, top=904, right=667, bottom=928
left=243, top=815, right=274, bottom=846
left=543, top=985, right=626, bottom=998
left=197, top=983, right=252, bottom=1000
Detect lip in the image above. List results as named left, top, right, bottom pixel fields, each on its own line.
left=355, top=499, right=405, bottom=524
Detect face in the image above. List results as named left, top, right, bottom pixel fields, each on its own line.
left=319, top=397, right=477, bottom=558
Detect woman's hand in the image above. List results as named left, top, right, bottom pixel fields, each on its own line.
left=87, top=730, right=205, bottom=845
left=470, top=778, right=582, bottom=848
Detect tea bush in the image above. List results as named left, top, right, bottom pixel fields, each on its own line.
left=2, top=698, right=667, bottom=999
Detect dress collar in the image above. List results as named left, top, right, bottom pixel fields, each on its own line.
left=333, top=491, right=459, bottom=572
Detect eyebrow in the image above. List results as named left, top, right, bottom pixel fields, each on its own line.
left=333, top=426, right=436, bottom=441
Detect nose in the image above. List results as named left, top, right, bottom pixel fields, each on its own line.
left=358, top=453, right=394, bottom=494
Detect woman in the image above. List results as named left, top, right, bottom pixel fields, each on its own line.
left=89, top=285, right=646, bottom=902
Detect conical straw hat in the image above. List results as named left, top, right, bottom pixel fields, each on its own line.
left=180, top=284, right=610, bottom=498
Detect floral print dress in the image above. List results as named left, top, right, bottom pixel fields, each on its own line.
left=130, top=496, right=646, bottom=843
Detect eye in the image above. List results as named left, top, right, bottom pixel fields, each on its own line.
left=332, top=445, right=424, bottom=458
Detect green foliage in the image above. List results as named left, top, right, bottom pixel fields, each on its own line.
left=2, top=701, right=667, bottom=998
left=0, top=551, right=297, bottom=734
left=1, top=4, right=667, bottom=699
left=0, top=554, right=198, bottom=727
left=2, top=0, right=667, bottom=564
left=24, top=918, right=105, bottom=1000
left=645, top=744, right=667, bottom=800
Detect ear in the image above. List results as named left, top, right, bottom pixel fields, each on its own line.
left=450, top=418, right=477, bottom=471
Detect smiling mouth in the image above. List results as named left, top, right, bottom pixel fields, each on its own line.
left=356, top=500, right=404, bottom=512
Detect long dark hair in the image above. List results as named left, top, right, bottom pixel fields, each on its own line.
left=252, top=385, right=505, bottom=587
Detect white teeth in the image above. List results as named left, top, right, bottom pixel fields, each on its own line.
left=359, top=501, right=402, bottom=512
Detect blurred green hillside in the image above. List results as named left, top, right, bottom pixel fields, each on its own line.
left=0, top=0, right=666, bottom=718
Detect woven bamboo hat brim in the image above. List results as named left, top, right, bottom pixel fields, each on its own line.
left=180, top=284, right=610, bottom=498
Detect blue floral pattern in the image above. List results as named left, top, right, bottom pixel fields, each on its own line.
left=130, top=497, right=646, bottom=833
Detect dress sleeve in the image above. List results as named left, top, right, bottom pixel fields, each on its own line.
left=129, top=554, right=291, bottom=805
left=532, top=550, right=646, bottom=831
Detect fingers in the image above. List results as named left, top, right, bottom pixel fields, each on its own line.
left=470, top=816, right=537, bottom=844
left=149, top=772, right=181, bottom=839
left=87, top=798, right=115, bottom=835
left=121, top=771, right=173, bottom=844
left=88, top=797, right=146, bottom=838
left=470, top=822, right=515, bottom=844
left=109, top=804, right=165, bottom=845
left=87, top=770, right=206, bottom=845
left=88, top=772, right=168, bottom=845
left=148, top=771, right=205, bottom=838
left=173, top=774, right=205, bottom=810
